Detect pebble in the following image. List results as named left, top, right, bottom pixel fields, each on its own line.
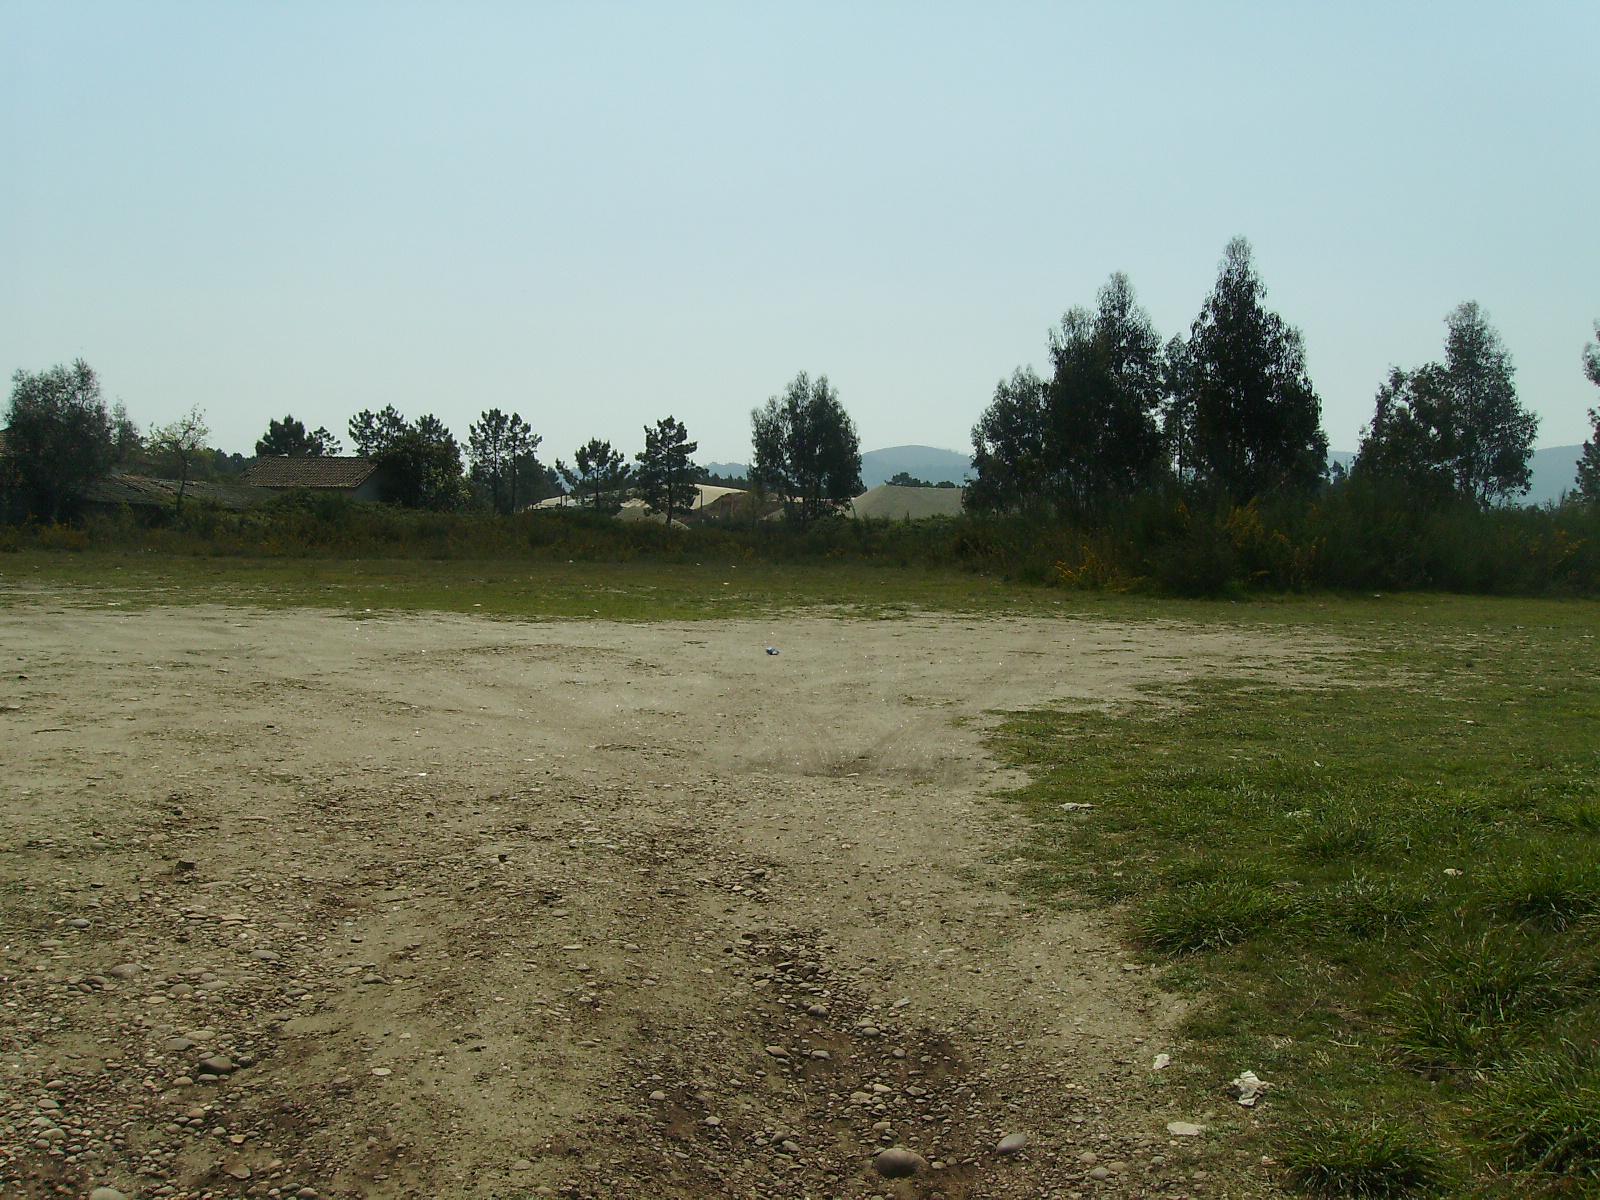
left=108, top=963, right=141, bottom=980
left=197, top=1056, right=236, bottom=1075
left=872, top=1147, right=927, bottom=1178
left=1167, top=1121, right=1204, bottom=1137
left=88, top=1189, right=126, bottom=1200
left=996, top=1131, right=1029, bottom=1155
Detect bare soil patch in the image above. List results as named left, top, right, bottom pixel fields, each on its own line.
left=1, top=601, right=1338, bottom=1198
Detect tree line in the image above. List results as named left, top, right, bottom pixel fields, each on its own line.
left=5, top=235, right=1599, bottom=537
left=967, top=237, right=1592, bottom=517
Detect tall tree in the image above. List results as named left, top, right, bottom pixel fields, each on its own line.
left=148, top=406, right=211, bottom=513
left=556, top=439, right=630, bottom=511
left=968, top=367, right=1049, bottom=513
left=110, top=401, right=143, bottom=465
left=2, top=360, right=115, bottom=522
left=379, top=414, right=466, bottom=510
left=749, top=372, right=863, bottom=525
left=1354, top=303, right=1537, bottom=505
left=634, top=416, right=699, bottom=525
left=1176, top=237, right=1327, bottom=501
left=1044, top=272, right=1167, bottom=509
left=1576, top=322, right=1600, bottom=503
left=345, top=407, right=465, bottom=508
left=256, top=416, right=342, bottom=457
left=347, top=406, right=409, bottom=457
left=1352, top=365, right=1457, bottom=499
left=1440, top=302, right=1536, bottom=504
left=468, top=409, right=540, bottom=514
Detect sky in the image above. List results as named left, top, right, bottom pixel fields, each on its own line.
left=4, top=2, right=1597, bottom=464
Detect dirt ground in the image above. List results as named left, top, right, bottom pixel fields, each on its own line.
left=1, top=597, right=1338, bottom=1199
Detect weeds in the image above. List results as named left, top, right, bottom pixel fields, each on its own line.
left=1135, top=879, right=1296, bottom=954
left=1280, top=1116, right=1448, bottom=1196
left=1477, top=1040, right=1600, bottom=1177
left=1384, top=932, right=1582, bottom=1069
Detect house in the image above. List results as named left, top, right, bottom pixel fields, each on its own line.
left=238, top=456, right=388, bottom=501
left=83, top=473, right=270, bottom=516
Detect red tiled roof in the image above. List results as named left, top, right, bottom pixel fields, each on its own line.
left=239, top=456, right=379, bottom=490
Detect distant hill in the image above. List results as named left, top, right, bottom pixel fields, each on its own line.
left=859, top=445, right=972, bottom=488
left=1329, top=446, right=1583, bottom=506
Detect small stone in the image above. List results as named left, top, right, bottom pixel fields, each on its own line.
left=764, top=1045, right=789, bottom=1058
left=872, top=1147, right=927, bottom=1178
left=108, top=964, right=141, bottom=980
left=197, top=1056, right=236, bottom=1075
left=371, top=1068, right=392, bottom=1077
left=89, top=1189, right=127, bottom=1200
left=1090, top=1166, right=1111, bottom=1180
left=996, top=1132, right=1029, bottom=1155
left=511, top=1158, right=534, bottom=1170
left=1167, top=1121, right=1204, bottom=1137
left=69, top=918, right=91, bottom=929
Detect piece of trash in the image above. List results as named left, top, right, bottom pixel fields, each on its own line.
left=1167, top=1121, right=1204, bottom=1137
left=1231, top=1070, right=1272, bottom=1107
left=1060, top=802, right=1095, bottom=811
left=1152, top=1053, right=1171, bottom=1071
left=1443, top=868, right=1463, bottom=877
left=765, top=647, right=780, bottom=656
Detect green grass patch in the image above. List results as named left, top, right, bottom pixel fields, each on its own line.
left=1281, top=1116, right=1449, bottom=1197
left=0, top=551, right=1075, bottom=622
left=993, top=596, right=1600, bottom=1193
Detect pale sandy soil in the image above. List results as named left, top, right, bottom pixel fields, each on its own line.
left=0, top=597, right=1342, bottom=1199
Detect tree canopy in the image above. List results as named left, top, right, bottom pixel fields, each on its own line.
left=3, top=360, right=115, bottom=522
left=634, top=416, right=699, bottom=525
left=1355, top=302, right=1537, bottom=505
left=968, top=367, right=1050, bottom=513
left=148, top=406, right=211, bottom=512
left=557, top=439, right=630, bottom=511
left=348, top=407, right=466, bottom=509
left=1175, top=238, right=1327, bottom=501
left=256, top=416, right=341, bottom=458
left=467, top=408, right=540, bottom=515
left=1576, top=322, right=1600, bottom=503
left=749, top=372, right=863, bottom=525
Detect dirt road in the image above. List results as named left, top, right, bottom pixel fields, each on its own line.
left=1, top=600, right=1331, bottom=1198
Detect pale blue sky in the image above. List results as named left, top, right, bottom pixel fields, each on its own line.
left=4, top=2, right=1596, bottom=462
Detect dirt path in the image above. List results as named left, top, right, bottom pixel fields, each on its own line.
left=1, top=601, right=1337, bottom=1199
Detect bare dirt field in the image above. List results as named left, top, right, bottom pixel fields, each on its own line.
left=2, top=598, right=1339, bottom=1199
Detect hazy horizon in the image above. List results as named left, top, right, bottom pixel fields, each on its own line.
left=5, top=3, right=1596, bottom=463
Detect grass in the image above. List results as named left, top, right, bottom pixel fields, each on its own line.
left=993, top=595, right=1600, bottom=1194
left=0, top=550, right=1071, bottom=622
left=1281, top=1117, right=1449, bottom=1197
